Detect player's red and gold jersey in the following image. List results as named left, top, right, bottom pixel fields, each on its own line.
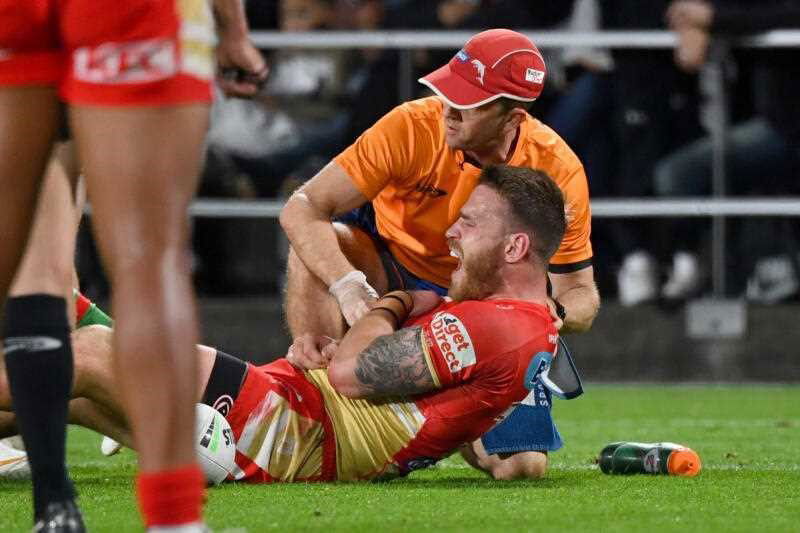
left=306, top=298, right=557, bottom=480
left=334, top=96, right=591, bottom=287
left=225, top=298, right=556, bottom=483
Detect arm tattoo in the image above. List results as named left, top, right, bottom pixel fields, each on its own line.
left=354, top=326, right=436, bottom=397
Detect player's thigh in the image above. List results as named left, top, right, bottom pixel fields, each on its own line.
left=0, top=87, right=61, bottom=294
left=333, top=222, right=389, bottom=294
left=11, top=141, right=81, bottom=297
left=70, top=104, right=209, bottom=270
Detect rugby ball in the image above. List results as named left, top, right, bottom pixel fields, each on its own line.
left=195, top=403, right=236, bottom=485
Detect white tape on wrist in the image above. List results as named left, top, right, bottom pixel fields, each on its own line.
left=328, top=270, right=368, bottom=296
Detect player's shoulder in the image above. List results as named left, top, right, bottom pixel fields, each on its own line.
left=438, top=299, right=553, bottom=343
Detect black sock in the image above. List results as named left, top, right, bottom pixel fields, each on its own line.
left=3, top=294, right=76, bottom=519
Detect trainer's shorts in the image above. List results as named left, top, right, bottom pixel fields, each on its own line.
left=203, top=355, right=337, bottom=483
left=0, top=0, right=214, bottom=105
left=336, top=204, right=448, bottom=296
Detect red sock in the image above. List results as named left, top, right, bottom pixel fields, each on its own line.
left=74, top=291, right=91, bottom=324
left=136, top=464, right=205, bottom=528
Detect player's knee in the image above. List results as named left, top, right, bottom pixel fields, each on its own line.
left=491, top=453, right=548, bottom=481
left=72, top=324, right=113, bottom=386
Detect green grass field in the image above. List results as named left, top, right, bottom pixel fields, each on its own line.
left=1, top=385, right=798, bottom=532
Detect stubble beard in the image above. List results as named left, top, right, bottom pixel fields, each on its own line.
left=448, top=242, right=504, bottom=301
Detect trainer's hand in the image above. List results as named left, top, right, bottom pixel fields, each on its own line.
left=286, top=334, right=337, bottom=370
left=329, top=270, right=379, bottom=326
left=216, top=35, right=268, bottom=97
left=408, top=290, right=443, bottom=318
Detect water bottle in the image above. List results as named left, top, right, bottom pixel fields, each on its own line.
left=598, top=442, right=701, bottom=477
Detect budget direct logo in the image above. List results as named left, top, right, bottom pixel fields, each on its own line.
left=430, top=312, right=475, bottom=372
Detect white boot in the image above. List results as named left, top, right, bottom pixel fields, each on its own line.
left=100, top=436, right=123, bottom=457
left=0, top=440, right=30, bottom=479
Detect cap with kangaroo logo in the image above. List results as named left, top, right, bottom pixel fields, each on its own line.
left=419, top=28, right=546, bottom=109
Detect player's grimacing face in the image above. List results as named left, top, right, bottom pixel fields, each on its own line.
left=446, top=186, right=507, bottom=301
left=442, top=101, right=507, bottom=151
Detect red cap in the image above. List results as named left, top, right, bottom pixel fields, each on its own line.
left=419, top=28, right=546, bottom=110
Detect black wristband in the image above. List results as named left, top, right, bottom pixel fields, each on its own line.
left=371, top=305, right=402, bottom=329
left=553, top=298, right=567, bottom=321
left=381, top=291, right=412, bottom=314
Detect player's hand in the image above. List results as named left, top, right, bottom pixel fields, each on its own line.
left=216, top=35, right=268, bottom=97
left=408, top=290, right=443, bottom=318
left=666, top=0, right=714, bottom=30
left=286, top=334, right=337, bottom=370
left=329, top=270, right=379, bottom=326
left=545, top=297, right=564, bottom=331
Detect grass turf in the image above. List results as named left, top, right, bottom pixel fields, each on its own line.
left=1, top=385, right=798, bottom=532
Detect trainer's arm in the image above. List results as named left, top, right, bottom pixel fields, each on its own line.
left=460, top=440, right=548, bottom=480
left=280, top=161, right=369, bottom=287
left=328, top=292, right=437, bottom=399
left=550, top=265, right=600, bottom=333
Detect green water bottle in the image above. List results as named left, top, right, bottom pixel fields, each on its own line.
left=598, top=442, right=701, bottom=477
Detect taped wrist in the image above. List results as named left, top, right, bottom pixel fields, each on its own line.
left=329, top=270, right=370, bottom=297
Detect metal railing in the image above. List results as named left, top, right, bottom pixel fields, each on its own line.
left=197, top=29, right=800, bottom=295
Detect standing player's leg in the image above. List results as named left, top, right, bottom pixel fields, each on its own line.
left=70, top=103, right=209, bottom=529
left=0, top=89, right=86, bottom=527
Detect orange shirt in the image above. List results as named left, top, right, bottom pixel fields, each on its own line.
left=334, top=96, right=592, bottom=287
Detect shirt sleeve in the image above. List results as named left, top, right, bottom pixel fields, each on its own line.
left=550, top=165, right=593, bottom=269
left=333, top=103, right=415, bottom=200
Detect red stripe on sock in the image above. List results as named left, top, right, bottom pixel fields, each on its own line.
left=136, top=464, right=204, bottom=527
left=75, top=292, right=91, bottom=323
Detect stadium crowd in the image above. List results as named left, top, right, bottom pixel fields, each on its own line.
left=72, top=0, right=800, bottom=306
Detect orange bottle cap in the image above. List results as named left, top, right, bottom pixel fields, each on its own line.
left=667, top=448, right=702, bottom=477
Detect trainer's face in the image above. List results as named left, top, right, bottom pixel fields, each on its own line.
left=446, top=186, right=507, bottom=301
left=442, top=100, right=509, bottom=152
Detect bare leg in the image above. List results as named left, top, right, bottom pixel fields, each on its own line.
left=10, top=141, right=80, bottom=311
left=70, top=104, right=208, bottom=473
left=0, top=411, right=18, bottom=438
left=68, top=399, right=133, bottom=450
left=0, top=324, right=218, bottom=449
left=284, top=223, right=389, bottom=339
left=0, top=87, right=59, bottom=301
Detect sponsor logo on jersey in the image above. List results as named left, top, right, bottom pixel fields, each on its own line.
left=212, top=395, right=234, bottom=417
left=430, top=312, right=476, bottom=372
left=73, top=38, right=178, bottom=84
left=643, top=448, right=660, bottom=473
left=525, top=68, right=545, bottom=84
left=3, top=336, right=62, bottom=355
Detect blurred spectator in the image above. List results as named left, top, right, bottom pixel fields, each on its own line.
left=206, top=0, right=356, bottom=197
left=544, top=0, right=618, bottom=295
left=548, top=0, right=703, bottom=306
left=655, top=0, right=800, bottom=302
